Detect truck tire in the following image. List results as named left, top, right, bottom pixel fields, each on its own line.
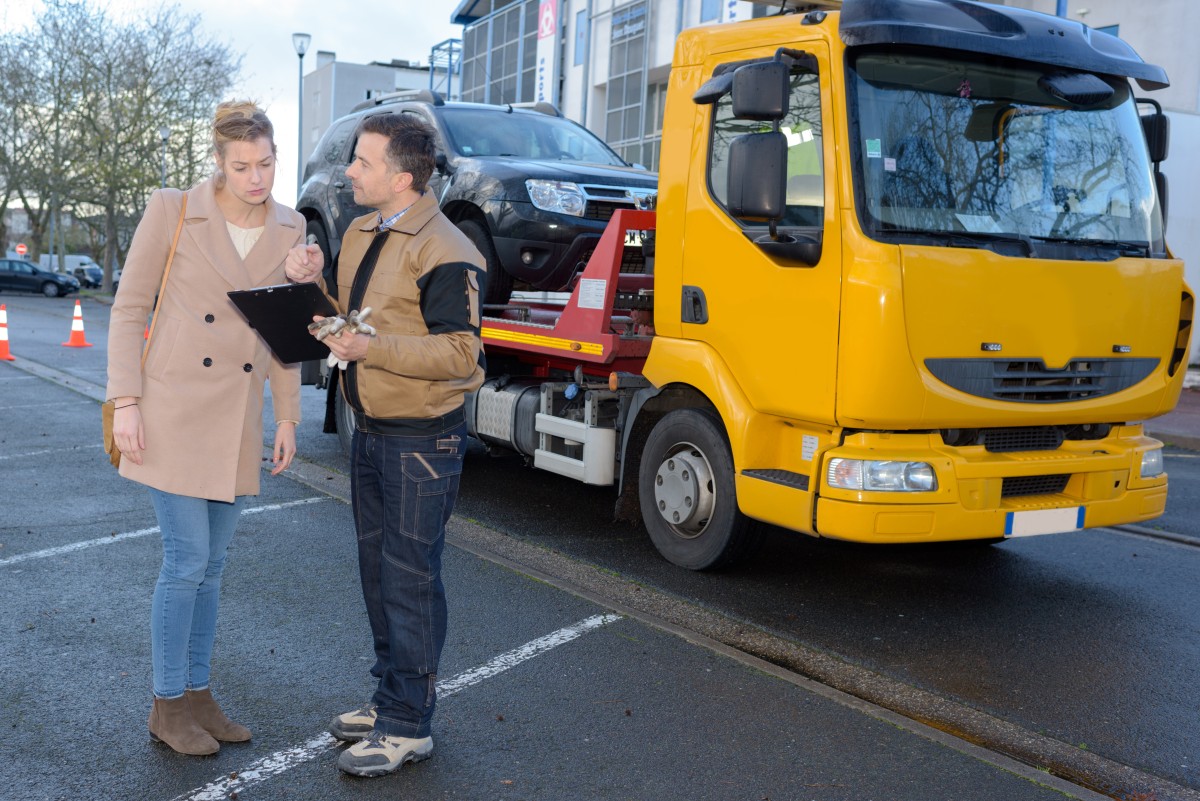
left=456, top=219, right=513, bottom=306
left=638, top=408, right=761, bottom=570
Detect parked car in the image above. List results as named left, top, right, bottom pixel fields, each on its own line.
left=73, top=265, right=103, bottom=288
left=296, top=90, right=657, bottom=305
left=0, top=259, right=80, bottom=297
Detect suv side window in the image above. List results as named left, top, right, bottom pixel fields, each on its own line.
left=323, top=117, right=358, bottom=164
left=708, top=64, right=824, bottom=228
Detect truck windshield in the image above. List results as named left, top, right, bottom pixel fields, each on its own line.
left=440, top=108, right=628, bottom=166
left=848, top=50, right=1163, bottom=254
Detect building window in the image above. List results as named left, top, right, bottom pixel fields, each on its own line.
left=574, top=9, right=588, bottom=66
left=606, top=2, right=647, bottom=167
left=461, top=0, right=538, bottom=105
left=701, top=0, right=720, bottom=22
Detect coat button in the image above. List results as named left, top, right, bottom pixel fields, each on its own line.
left=203, top=357, right=213, bottom=367
left=243, top=363, right=253, bottom=373
left=205, top=314, right=215, bottom=323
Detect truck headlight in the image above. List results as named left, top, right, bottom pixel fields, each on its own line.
left=1140, top=448, right=1164, bottom=478
left=526, top=180, right=585, bottom=217
left=826, top=458, right=938, bottom=492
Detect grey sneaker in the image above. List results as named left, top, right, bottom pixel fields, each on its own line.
left=329, top=702, right=377, bottom=742
left=336, top=729, right=433, bottom=777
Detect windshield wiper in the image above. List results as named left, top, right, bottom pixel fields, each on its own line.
left=1029, top=236, right=1151, bottom=257
left=878, top=226, right=1034, bottom=256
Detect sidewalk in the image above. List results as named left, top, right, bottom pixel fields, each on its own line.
left=1144, top=367, right=1200, bottom=451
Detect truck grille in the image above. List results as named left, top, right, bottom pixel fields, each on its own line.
left=925, top=358, right=1158, bottom=403
left=1002, top=474, right=1069, bottom=497
left=982, top=427, right=1063, bottom=453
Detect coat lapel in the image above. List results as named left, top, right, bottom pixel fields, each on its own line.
left=185, top=178, right=253, bottom=290
left=243, top=197, right=300, bottom=286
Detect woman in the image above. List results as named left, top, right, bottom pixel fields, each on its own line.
left=107, top=101, right=304, bottom=756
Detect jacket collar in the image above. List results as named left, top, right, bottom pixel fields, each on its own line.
left=183, top=176, right=300, bottom=289
left=355, top=191, right=440, bottom=236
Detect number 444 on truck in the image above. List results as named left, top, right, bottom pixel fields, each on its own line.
left=460, top=0, right=1192, bottom=570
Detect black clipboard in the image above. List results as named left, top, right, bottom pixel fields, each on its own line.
left=227, top=282, right=338, bottom=363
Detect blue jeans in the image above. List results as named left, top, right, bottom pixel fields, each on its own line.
left=351, top=420, right=466, bottom=739
left=148, top=488, right=246, bottom=699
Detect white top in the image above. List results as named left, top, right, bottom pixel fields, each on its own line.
left=226, top=222, right=265, bottom=259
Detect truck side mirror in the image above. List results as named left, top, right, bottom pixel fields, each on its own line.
left=1140, top=111, right=1169, bottom=164
left=732, top=61, right=790, bottom=121
left=1155, top=171, right=1169, bottom=233
left=727, top=132, right=787, bottom=219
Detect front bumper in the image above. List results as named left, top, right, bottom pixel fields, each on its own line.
left=811, top=426, right=1166, bottom=543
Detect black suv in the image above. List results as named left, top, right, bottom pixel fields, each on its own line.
left=296, top=90, right=657, bottom=305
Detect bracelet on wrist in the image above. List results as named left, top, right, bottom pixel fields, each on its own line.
left=276, top=419, right=299, bottom=426
left=114, top=403, right=138, bottom=410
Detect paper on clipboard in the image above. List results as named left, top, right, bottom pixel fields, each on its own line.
left=227, top=282, right=337, bottom=363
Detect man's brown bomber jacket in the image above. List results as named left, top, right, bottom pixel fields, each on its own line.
left=322, top=191, right=486, bottom=422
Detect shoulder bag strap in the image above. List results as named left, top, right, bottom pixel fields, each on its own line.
left=141, top=193, right=188, bottom=369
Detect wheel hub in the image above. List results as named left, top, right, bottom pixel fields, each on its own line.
left=652, top=447, right=715, bottom=536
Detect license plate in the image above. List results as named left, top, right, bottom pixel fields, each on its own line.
left=1004, top=507, right=1085, bottom=537
left=624, top=230, right=644, bottom=247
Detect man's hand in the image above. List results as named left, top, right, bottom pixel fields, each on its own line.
left=286, top=241, right=324, bottom=283
left=324, top=328, right=371, bottom=363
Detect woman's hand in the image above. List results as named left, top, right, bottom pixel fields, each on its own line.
left=112, top=397, right=145, bottom=465
left=272, top=420, right=297, bottom=475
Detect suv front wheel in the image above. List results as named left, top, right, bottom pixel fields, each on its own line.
left=456, top=219, right=512, bottom=306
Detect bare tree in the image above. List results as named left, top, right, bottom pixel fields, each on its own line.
left=0, top=0, right=239, bottom=288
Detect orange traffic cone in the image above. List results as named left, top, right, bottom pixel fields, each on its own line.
left=0, top=304, right=16, bottom=361
left=62, top=299, right=94, bottom=348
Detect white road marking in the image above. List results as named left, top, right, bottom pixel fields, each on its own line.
left=173, top=613, right=622, bottom=801
left=0, top=443, right=104, bottom=461
left=0, top=399, right=95, bottom=410
left=0, top=497, right=328, bottom=567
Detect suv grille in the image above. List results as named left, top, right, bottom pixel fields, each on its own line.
left=925, top=358, right=1158, bottom=403
left=581, top=185, right=654, bottom=222
left=1002, top=474, right=1069, bottom=497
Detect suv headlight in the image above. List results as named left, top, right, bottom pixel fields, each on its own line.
left=526, top=179, right=585, bottom=217
left=1140, top=447, right=1164, bottom=478
left=826, top=458, right=938, bottom=492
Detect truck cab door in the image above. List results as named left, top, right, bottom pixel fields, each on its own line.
left=679, top=42, right=841, bottom=425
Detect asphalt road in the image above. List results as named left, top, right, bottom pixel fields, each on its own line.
left=2, top=293, right=1197, bottom=801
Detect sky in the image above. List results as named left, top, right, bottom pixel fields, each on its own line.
left=1, top=0, right=464, bottom=204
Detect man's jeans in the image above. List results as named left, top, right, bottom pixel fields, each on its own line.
left=351, top=420, right=466, bottom=739
left=147, top=488, right=246, bottom=699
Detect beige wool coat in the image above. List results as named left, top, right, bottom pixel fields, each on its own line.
left=107, top=178, right=304, bottom=502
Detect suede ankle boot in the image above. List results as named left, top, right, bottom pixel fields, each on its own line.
left=148, top=695, right=219, bottom=755
left=186, top=688, right=252, bottom=742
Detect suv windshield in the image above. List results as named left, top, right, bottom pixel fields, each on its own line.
left=849, top=50, right=1163, bottom=253
left=439, top=107, right=628, bottom=166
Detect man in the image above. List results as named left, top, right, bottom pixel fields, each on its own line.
left=286, top=113, right=485, bottom=777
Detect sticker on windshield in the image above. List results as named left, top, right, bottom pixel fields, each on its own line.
left=883, top=157, right=896, bottom=172
left=865, top=138, right=882, bottom=158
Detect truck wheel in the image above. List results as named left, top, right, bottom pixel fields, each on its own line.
left=456, top=219, right=513, bottom=306
left=42, top=282, right=60, bottom=298
left=335, top=385, right=355, bottom=456
left=638, top=408, right=761, bottom=570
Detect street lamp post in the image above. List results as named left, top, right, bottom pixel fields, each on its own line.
left=292, top=32, right=312, bottom=197
left=158, top=125, right=170, bottom=188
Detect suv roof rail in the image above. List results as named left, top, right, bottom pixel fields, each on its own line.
left=351, top=88, right=446, bottom=112
left=507, top=100, right=561, bottom=117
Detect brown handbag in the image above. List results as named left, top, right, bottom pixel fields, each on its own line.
left=103, top=194, right=188, bottom=468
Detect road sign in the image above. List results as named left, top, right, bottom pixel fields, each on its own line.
left=15, top=243, right=27, bottom=255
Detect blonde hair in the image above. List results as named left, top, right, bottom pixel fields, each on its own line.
left=212, top=100, right=276, bottom=186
